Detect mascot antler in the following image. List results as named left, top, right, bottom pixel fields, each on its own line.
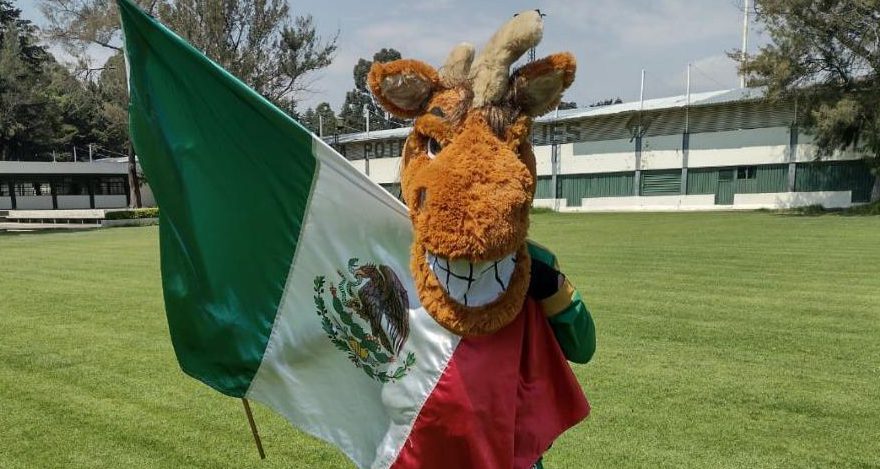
left=470, top=11, right=543, bottom=107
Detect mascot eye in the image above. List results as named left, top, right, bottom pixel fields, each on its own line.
left=426, top=138, right=442, bottom=159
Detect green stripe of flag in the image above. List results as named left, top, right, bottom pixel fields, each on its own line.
left=119, top=0, right=317, bottom=396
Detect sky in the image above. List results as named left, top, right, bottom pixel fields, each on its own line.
left=17, top=0, right=770, bottom=112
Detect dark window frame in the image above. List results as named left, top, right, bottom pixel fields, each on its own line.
left=95, top=177, right=127, bottom=196
left=737, top=166, right=757, bottom=180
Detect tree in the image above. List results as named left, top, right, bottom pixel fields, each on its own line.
left=557, top=101, right=578, bottom=110
left=0, top=3, right=54, bottom=161
left=588, top=97, right=621, bottom=108
left=96, top=52, right=129, bottom=155
left=314, top=102, right=337, bottom=136
left=338, top=48, right=405, bottom=133
left=301, top=107, right=318, bottom=133
left=300, top=102, right=337, bottom=136
left=43, top=61, right=106, bottom=158
left=41, top=0, right=338, bottom=205
left=1, top=0, right=47, bottom=65
left=156, top=0, right=337, bottom=113
left=740, top=0, right=880, bottom=199
left=40, top=0, right=338, bottom=112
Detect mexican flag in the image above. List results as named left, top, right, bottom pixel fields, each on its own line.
left=118, top=1, right=587, bottom=468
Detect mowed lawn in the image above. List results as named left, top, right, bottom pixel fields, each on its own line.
left=1, top=211, right=878, bottom=468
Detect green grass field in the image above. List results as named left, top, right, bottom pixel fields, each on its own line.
left=1, top=211, right=878, bottom=468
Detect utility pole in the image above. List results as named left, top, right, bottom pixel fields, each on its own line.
left=634, top=69, right=646, bottom=196
left=639, top=69, right=646, bottom=113
left=551, top=106, right=559, bottom=211
left=740, top=0, right=750, bottom=88
left=88, top=144, right=93, bottom=162
left=73, top=146, right=77, bottom=162
left=363, top=104, right=370, bottom=136
left=319, top=114, right=324, bottom=138
left=363, top=105, right=371, bottom=177
left=682, top=64, right=692, bottom=195
left=685, top=63, right=691, bottom=133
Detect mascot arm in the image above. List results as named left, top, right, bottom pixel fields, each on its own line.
left=527, top=241, right=597, bottom=364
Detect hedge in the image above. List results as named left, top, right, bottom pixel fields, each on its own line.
left=105, top=208, right=159, bottom=220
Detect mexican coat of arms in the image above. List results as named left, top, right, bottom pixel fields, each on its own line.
left=313, top=258, right=416, bottom=383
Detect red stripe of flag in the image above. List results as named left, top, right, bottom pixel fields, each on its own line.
left=392, top=298, right=590, bottom=469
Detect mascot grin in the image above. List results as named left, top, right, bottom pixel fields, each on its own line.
left=368, top=11, right=575, bottom=336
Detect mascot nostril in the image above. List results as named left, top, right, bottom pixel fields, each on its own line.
left=367, top=10, right=595, bottom=468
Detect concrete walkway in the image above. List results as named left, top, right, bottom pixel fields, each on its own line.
left=0, top=222, right=101, bottom=232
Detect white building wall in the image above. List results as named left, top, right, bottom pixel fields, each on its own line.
left=368, top=157, right=402, bottom=184
left=573, top=194, right=716, bottom=212
left=795, top=134, right=863, bottom=162
left=532, top=198, right=568, bottom=210
left=641, top=134, right=683, bottom=170
left=57, top=195, right=92, bottom=209
left=94, top=195, right=127, bottom=209
left=534, top=145, right=553, bottom=176
left=0, top=161, right=127, bottom=175
left=140, top=184, right=157, bottom=207
left=557, top=191, right=852, bottom=212
left=349, top=159, right=366, bottom=174
left=562, top=139, right=635, bottom=174
left=733, top=191, right=853, bottom=209
left=689, top=127, right=790, bottom=168
left=16, top=196, right=53, bottom=210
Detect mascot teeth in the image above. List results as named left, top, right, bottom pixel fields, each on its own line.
left=426, top=252, right=517, bottom=307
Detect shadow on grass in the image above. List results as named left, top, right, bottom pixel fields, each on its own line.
left=768, top=201, right=880, bottom=217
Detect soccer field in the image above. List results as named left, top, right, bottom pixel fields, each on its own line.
left=1, top=211, right=878, bottom=468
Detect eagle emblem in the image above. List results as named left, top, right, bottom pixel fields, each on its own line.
left=313, top=258, right=416, bottom=383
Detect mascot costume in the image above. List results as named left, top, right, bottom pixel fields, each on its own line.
left=117, top=1, right=594, bottom=467
left=367, top=10, right=596, bottom=469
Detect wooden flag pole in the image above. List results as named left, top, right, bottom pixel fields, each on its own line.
left=241, top=398, right=266, bottom=460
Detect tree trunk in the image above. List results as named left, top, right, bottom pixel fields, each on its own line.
left=871, top=173, right=880, bottom=203
left=128, top=142, right=142, bottom=208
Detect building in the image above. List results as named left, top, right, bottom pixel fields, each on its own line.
left=326, top=88, right=878, bottom=211
left=0, top=159, right=155, bottom=210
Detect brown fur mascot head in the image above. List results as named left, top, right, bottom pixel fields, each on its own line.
left=368, top=11, right=576, bottom=336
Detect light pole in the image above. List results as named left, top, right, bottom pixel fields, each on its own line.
left=741, top=0, right=750, bottom=88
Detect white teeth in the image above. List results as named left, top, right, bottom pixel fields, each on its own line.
left=426, top=252, right=517, bottom=307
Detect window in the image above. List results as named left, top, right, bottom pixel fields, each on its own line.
left=737, top=166, right=757, bottom=179
left=95, top=177, right=126, bottom=195
left=14, top=181, right=50, bottom=196
left=55, top=177, right=88, bottom=196
left=0, top=181, right=9, bottom=196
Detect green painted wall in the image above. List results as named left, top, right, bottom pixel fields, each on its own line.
left=795, top=161, right=875, bottom=202
left=558, top=172, right=635, bottom=206
left=380, top=183, right=402, bottom=200
left=686, top=168, right=719, bottom=195
left=735, top=164, right=788, bottom=194
left=535, top=177, right=553, bottom=199
left=687, top=164, right=788, bottom=196
left=640, top=170, right=681, bottom=196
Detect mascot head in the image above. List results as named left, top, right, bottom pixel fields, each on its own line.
left=368, top=11, right=575, bottom=336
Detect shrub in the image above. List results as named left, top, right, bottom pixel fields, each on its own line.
left=105, top=208, right=159, bottom=220
left=844, top=200, right=880, bottom=216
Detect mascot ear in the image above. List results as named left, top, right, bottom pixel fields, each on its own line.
left=368, top=59, right=440, bottom=119
left=510, top=52, right=576, bottom=117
